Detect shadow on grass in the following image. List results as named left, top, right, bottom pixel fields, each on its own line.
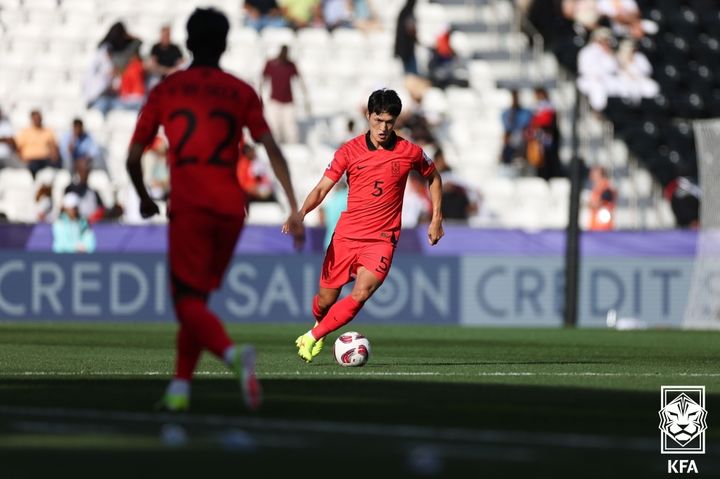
left=2, top=379, right=719, bottom=477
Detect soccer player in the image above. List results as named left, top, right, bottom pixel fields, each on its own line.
left=285, top=89, right=444, bottom=362
left=126, top=8, right=305, bottom=411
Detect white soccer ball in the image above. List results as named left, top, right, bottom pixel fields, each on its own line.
left=333, top=331, right=371, bottom=367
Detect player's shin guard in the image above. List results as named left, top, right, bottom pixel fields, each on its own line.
left=174, top=297, right=233, bottom=358
left=310, top=296, right=362, bottom=340
left=175, top=326, right=203, bottom=380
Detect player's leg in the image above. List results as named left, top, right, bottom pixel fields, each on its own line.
left=302, top=241, right=395, bottom=349
left=310, top=266, right=382, bottom=340
left=164, top=211, right=260, bottom=410
left=210, top=215, right=262, bottom=411
left=160, top=323, right=201, bottom=412
left=297, top=237, right=354, bottom=361
left=299, top=286, right=341, bottom=358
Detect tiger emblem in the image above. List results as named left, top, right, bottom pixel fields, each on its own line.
left=659, top=393, right=708, bottom=446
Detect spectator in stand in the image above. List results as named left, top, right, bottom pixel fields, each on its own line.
left=528, top=88, right=562, bottom=180
left=115, top=45, right=146, bottom=111
left=587, top=166, right=616, bottom=231
left=394, top=0, right=419, bottom=75
left=433, top=148, right=478, bottom=222
left=244, top=0, right=289, bottom=31
left=428, top=25, right=468, bottom=89
left=500, top=90, right=533, bottom=169
left=322, top=0, right=353, bottom=30
left=236, top=143, right=276, bottom=202
left=35, top=183, right=54, bottom=222
left=143, top=135, right=170, bottom=201
left=596, top=0, right=645, bottom=39
left=281, top=0, right=322, bottom=29
left=104, top=22, right=142, bottom=72
left=319, top=178, right=348, bottom=249
left=665, top=176, right=701, bottom=229
left=59, top=118, right=100, bottom=172
left=85, top=22, right=142, bottom=115
left=352, top=0, right=381, bottom=31
left=52, top=192, right=96, bottom=254
left=577, top=27, right=619, bottom=111
left=402, top=170, right=431, bottom=228
left=64, top=157, right=105, bottom=223
left=260, top=45, right=309, bottom=143
left=0, top=106, right=18, bottom=168
left=616, top=39, right=659, bottom=102
left=147, top=25, right=185, bottom=87
left=83, top=38, right=115, bottom=113
left=562, top=0, right=600, bottom=31
left=15, top=110, right=60, bottom=178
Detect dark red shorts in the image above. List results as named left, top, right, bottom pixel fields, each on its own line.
left=319, top=235, right=396, bottom=289
left=169, top=208, right=245, bottom=293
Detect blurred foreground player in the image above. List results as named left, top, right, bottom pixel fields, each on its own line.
left=127, top=8, right=305, bottom=410
left=284, top=89, right=444, bottom=362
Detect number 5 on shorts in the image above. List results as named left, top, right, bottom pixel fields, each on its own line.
left=376, top=256, right=389, bottom=274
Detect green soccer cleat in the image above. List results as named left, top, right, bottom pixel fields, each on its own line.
left=296, top=333, right=324, bottom=358
left=296, top=332, right=317, bottom=363
left=232, top=345, right=262, bottom=412
left=311, top=337, right=324, bottom=358
left=155, top=392, right=189, bottom=412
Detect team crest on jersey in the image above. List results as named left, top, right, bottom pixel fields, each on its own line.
left=391, top=161, right=401, bottom=175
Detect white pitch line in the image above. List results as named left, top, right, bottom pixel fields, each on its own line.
left=2, top=371, right=720, bottom=377
left=0, top=405, right=658, bottom=453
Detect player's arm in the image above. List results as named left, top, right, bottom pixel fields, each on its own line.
left=260, top=132, right=305, bottom=249
left=126, top=142, right=160, bottom=218
left=297, top=175, right=336, bottom=220
left=426, top=169, right=444, bottom=245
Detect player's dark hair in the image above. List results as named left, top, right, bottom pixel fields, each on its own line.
left=367, top=89, right=402, bottom=117
left=186, top=8, right=229, bottom=62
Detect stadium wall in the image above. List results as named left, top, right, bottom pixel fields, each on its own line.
left=0, top=226, right=699, bottom=327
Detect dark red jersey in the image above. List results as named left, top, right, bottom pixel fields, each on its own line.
left=131, top=66, right=270, bottom=217
left=324, top=132, right=436, bottom=243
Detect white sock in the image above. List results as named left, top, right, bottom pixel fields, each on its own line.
left=223, top=345, right=237, bottom=368
left=167, top=379, right=190, bottom=397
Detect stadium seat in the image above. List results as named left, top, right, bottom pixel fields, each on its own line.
left=467, top=60, right=495, bottom=93
left=421, top=88, right=448, bottom=117
left=0, top=168, right=35, bottom=223
left=88, top=170, right=115, bottom=208
left=331, top=28, right=367, bottom=57
left=260, top=27, right=295, bottom=58
left=246, top=201, right=286, bottom=225
left=228, top=27, right=260, bottom=52
left=34, top=167, right=58, bottom=189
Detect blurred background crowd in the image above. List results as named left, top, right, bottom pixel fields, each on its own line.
left=0, top=0, right=715, bottom=252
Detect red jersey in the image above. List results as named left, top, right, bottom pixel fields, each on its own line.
left=324, top=132, right=436, bottom=243
left=131, top=66, right=270, bottom=217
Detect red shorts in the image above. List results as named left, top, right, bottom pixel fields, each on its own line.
left=169, top=208, right=245, bottom=293
left=320, top=236, right=396, bottom=289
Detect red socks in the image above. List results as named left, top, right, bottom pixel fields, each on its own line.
left=311, top=296, right=362, bottom=340
left=173, top=296, right=234, bottom=379
left=175, top=326, right=202, bottom=380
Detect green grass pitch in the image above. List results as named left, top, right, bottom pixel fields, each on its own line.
left=0, top=323, right=718, bottom=477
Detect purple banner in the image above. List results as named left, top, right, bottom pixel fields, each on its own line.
left=0, top=224, right=698, bottom=257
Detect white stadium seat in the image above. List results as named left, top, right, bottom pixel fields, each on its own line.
left=51, top=169, right=72, bottom=216
left=88, top=169, right=115, bottom=208
left=260, top=27, right=295, bottom=57
left=0, top=168, right=35, bottom=222
left=246, top=202, right=286, bottom=225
